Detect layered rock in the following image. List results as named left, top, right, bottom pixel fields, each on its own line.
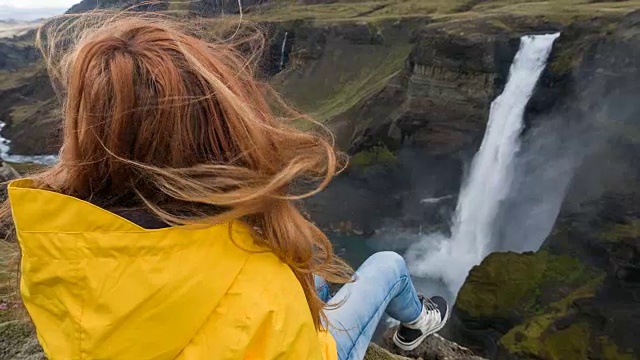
left=0, top=69, right=60, bottom=156
left=342, top=29, right=520, bottom=157
left=0, top=40, right=39, bottom=72
left=191, top=0, right=268, bottom=15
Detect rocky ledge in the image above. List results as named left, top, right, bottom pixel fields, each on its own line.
left=0, top=319, right=485, bottom=360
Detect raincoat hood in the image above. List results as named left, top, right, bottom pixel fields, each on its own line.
left=9, top=179, right=336, bottom=360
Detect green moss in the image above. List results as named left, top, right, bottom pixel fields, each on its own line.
left=500, top=275, right=605, bottom=358
left=549, top=46, right=578, bottom=76
left=544, top=322, right=590, bottom=360
left=457, top=252, right=544, bottom=318
left=502, top=314, right=631, bottom=360
left=456, top=251, right=591, bottom=319
left=598, top=336, right=634, bottom=360
left=351, top=145, right=396, bottom=167
left=501, top=313, right=556, bottom=356
left=602, top=218, right=640, bottom=242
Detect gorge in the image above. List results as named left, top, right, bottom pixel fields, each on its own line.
left=1, top=1, right=640, bottom=360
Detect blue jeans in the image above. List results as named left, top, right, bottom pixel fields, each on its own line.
left=315, top=252, right=423, bottom=360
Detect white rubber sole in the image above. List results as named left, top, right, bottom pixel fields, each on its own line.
left=392, top=303, right=450, bottom=352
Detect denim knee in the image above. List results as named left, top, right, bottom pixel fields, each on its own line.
left=364, top=251, right=410, bottom=277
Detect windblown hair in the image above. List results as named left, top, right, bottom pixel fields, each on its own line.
left=2, top=12, right=352, bottom=328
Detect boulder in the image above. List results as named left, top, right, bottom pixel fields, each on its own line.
left=0, top=162, right=19, bottom=182
left=365, top=344, right=412, bottom=360
left=379, top=331, right=487, bottom=360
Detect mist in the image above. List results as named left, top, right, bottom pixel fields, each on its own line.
left=492, top=113, right=592, bottom=253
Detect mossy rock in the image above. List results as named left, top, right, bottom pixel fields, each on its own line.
left=456, top=251, right=593, bottom=320
left=364, top=344, right=411, bottom=360
left=499, top=275, right=603, bottom=358
left=351, top=145, right=397, bottom=167
left=598, top=336, right=635, bottom=360
left=543, top=322, right=590, bottom=359
left=601, top=217, right=640, bottom=243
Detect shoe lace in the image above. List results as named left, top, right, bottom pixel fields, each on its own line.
left=422, top=296, right=439, bottom=311
left=405, top=295, right=441, bottom=331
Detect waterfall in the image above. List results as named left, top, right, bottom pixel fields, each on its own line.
left=406, top=33, right=560, bottom=296
left=279, top=31, right=288, bottom=72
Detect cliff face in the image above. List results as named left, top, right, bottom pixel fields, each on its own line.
left=453, top=11, right=640, bottom=360
left=191, top=0, right=268, bottom=15
left=66, top=0, right=167, bottom=13
left=0, top=40, right=39, bottom=71
left=337, top=29, right=519, bottom=157
left=269, top=16, right=567, bottom=233
left=0, top=68, right=59, bottom=156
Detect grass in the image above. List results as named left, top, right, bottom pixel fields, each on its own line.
left=272, top=37, right=412, bottom=124
left=9, top=103, right=44, bottom=126
left=0, top=63, right=43, bottom=91
left=246, top=0, right=640, bottom=23
left=310, top=45, right=411, bottom=122
left=168, top=0, right=191, bottom=11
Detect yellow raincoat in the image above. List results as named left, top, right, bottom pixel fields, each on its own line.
left=8, top=179, right=337, bottom=360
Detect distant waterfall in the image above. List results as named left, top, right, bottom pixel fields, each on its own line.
left=406, top=33, right=561, bottom=295
left=279, top=31, right=289, bottom=72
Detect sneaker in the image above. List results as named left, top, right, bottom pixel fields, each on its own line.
left=393, top=295, right=449, bottom=351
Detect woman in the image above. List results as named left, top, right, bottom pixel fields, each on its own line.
left=4, top=15, right=448, bottom=360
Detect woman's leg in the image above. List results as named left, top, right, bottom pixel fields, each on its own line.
left=324, top=252, right=425, bottom=360
left=314, top=274, right=331, bottom=303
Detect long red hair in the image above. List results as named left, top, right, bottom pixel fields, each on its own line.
left=3, top=13, right=352, bottom=328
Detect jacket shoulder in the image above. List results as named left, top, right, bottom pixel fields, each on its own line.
left=179, top=251, right=323, bottom=359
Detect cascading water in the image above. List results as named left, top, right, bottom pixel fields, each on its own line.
left=406, top=33, right=560, bottom=296
left=279, top=31, right=289, bottom=72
